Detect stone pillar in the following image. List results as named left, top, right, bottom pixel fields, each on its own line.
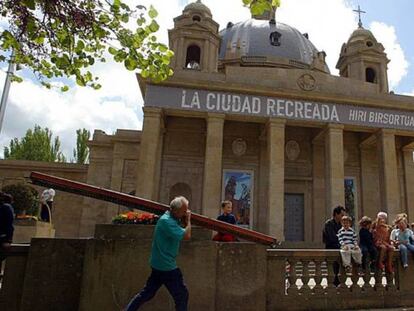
left=267, top=119, right=286, bottom=239
left=135, top=107, right=163, bottom=200
left=312, top=140, right=325, bottom=242
left=325, top=124, right=345, bottom=214
left=403, top=148, right=414, bottom=224
left=202, top=113, right=224, bottom=218
left=377, top=129, right=399, bottom=220
left=360, top=145, right=380, bottom=218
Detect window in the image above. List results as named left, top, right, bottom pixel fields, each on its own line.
left=366, top=67, right=376, bottom=83
left=269, top=31, right=282, bottom=46
left=366, top=41, right=373, bottom=47
left=192, top=15, right=201, bottom=22
left=185, top=45, right=201, bottom=70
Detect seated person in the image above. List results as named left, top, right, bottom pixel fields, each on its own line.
left=337, top=215, right=362, bottom=273
left=213, top=200, right=237, bottom=242
left=359, top=216, right=377, bottom=272
left=373, top=212, right=394, bottom=273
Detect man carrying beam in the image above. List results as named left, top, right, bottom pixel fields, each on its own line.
left=124, top=196, right=191, bottom=311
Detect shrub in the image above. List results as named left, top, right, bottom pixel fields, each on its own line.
left=1, top=183, right=39, bottom=215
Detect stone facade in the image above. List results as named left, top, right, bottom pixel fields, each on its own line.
left=1, top=2, right=414, bottom=244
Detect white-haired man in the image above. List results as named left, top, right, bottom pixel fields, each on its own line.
left=125, top=196, right=191, bottom=311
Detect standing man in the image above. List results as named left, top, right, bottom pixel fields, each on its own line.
left=0, top=192, right=14, bottom=262
left=125, top=196, right=191, bottom=311
left=40, top=188, right=55, bottom=222
left=322, top=205, right=346, bottom=286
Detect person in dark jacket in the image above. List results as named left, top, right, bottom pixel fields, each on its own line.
left=0, top=192, right=14, bottom=262
left=322, top=205, right=346, bottom=286
left=359, top=216, right=377, bottom=272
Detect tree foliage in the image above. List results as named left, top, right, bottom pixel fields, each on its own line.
left=243, top=0, right=281, bottom=16
left=73, top=128, right=90, bottom=164
left=2, top=183, right=39, bottom=215
left=3, top=125, right=66, bottom=162
left=0, top=0, right=174, bottom=90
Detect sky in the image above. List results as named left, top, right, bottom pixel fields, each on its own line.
left=0, top=0, right=413, bottom=160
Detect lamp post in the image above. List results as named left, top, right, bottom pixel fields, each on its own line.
left=0, top=50, right=16, bottom=135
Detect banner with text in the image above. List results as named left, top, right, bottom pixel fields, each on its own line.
left=145, top=85, right=414, bottom=131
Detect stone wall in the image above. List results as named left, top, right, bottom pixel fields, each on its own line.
left=2, top=226, right=414, bottom=310
left=0, top=160, right=87, bottom=237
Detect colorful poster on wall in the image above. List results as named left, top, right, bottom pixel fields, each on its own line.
left=344, top=178, right=356, bottom=222
left=222, top=170, right=253, bottom=227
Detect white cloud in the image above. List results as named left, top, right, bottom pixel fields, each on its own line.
left=370, top=21, right=409, bottom=90
left=0, top=60, right=142, bottom=159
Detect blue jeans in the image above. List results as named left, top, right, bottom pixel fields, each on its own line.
left=399, top=243, right=414, bottom=266
left=126, top=268, right=188, bottom=311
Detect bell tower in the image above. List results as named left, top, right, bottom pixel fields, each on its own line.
left=168, top=0, right=220, bottom=73
left=336, top=7, right=389, bottom=93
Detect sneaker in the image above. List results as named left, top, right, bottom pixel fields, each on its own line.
left=403, top=264, right=409, bottom=269
left=345, top=265, right=352, bottom=273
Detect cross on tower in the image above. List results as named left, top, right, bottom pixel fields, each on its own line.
left=353, top=5, right=366, bottom=28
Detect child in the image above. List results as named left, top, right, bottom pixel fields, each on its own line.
left=337, top=215, right=362, bottom=272
left=372, top=212, right=394, bottom=273
left=213, top=200, right=237, bottom=242
left=359, top=216, right=377, bottom=272
left=393, top=217, right=414, bottom=268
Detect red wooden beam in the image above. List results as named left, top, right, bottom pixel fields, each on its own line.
left=29, top=172, right=278, bottom=246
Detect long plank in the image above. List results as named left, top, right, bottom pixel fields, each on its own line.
left=29, top=172, right=278, bottom=246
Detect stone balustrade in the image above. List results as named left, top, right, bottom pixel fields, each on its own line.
left=266, top=249, right=412, bottom=310
left=1, top=227, right=414, bottom=310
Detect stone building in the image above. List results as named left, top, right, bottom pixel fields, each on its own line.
left=2, top=1, right=414, bottom=245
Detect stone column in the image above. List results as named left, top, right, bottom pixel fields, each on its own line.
left=267, top=119, right=286, bottom=239
left=135, top=107, right=163, bottom=200
left=403, top=148, right=414, bottom=221
left=325, top=124, right=345, bottom=214
left=312, top=140, right=325, bottom=242
left=360, top=145, right=380, bottom=218
left=202, top=113, right=224, bottom=218
left=377, top=129, right=400, bottom=220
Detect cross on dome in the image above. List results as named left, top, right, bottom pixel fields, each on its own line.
left=353, top=5, right=366, bottom=28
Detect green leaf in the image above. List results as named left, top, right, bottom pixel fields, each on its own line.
left=11, top=75, right=23, bottom=83
left=158, top=45, right=168, bottom=52
left=148, top=20, right=159, bottom=33
left=141, top=69, right=149, bottom=78
left=124, top=57, right=137, bottom=70
left=34, top=35, right=45, bottom=45
left=148, top=6, right=158, bottom=19
left=76, top=40, right=85, bottom=51
left=60, top=85, right=69, bottom=92
left=76, top=76, right=86, bottom=87
left=108, top=47, right=118, bottom=55
left=23, top=0, right=36, bottom=10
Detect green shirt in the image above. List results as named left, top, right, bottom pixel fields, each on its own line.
left=150, top=211, right=185, bottom=271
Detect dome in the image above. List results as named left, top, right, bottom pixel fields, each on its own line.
left=183, top=0, right=211, bottom=16
left=219, top=19, right=329, bottom=73
left=348, top=27, right=377, bottom=44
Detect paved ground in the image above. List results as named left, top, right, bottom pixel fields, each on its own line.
left=349, top=308, right=414, bottom=311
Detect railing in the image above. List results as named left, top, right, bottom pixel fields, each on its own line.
left=0, top=244, right=30, bottom=311
left=266, top=249, right=413, bottom=311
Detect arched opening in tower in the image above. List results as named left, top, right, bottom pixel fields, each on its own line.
left=185, top=45, right=201, bottom=69
left=365, top=67, right=376, bottom=83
